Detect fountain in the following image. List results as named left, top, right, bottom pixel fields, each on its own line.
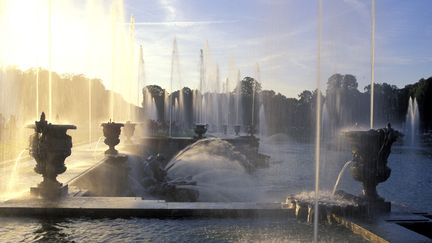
left=258, top=104, right=267, bottom=138
left=164, top=138, right=258, bottom=202
left=101, top=120, right=124, bottom=155
left=344, top=123, right=402, bottom=211
left=27, top=112, right=76, bottom=199
left=331, top=160, right=353, bottom=196
left=286, top=124, right=403, bottom=227
left=1, top=0, right=431, bottom=241
left=405, top=97, right=420, bottom=146
left=4, top=149, right=26, bottom=198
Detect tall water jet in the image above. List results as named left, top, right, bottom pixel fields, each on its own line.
left=88, top=71, right=92, bottom=145
left=259, top=104, right=267, bottom=138
left=109, top=0, right=140, bottom=122
left=150, top=97, right=157, bottom=121
left=235, top=70, right=242, bottom=127
left=216, top=65, right=221, bottom=131
left=251, top=77, right=257, bottom=131
left=222, top=78, right=230, bottom=132
left=143, top=87, right=158, bottom=121
left=35, top=68, right=40, bottom=119
left=164, top=90, right=169, bottom=125
left=370, top=0, right=376, bottom=129
left=314, top=0, right=323, bottom=242
left=48, top=0, right=53, bottom=120
left=169, top=38, right=183, bottom=136
left=138, top=45, right=145, bottom=107
left=109, top=2, right=118, bottom=121
left=126, top=15, right=136, bottom=121
left=405, top=97, right=420, bottom=146
left=196, top=49, right=205, bottom=123
left=321, top=100, right=331, bottom=139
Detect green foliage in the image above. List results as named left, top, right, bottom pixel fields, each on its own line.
left=235, top=77, right=262, bottom=96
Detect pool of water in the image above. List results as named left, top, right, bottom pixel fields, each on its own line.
left=0, top=139, right=430, bottom=242
left=0, top=217, right=367, bottom=242
left=257, top=141, right=432, bottom=212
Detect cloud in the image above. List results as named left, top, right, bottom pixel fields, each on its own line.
left=133, top=20, right=237, bottom=27
left=159, top=0, right=177, bottom=21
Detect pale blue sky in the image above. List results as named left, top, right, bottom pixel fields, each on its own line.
left=124, top=0, right=431, bottom=97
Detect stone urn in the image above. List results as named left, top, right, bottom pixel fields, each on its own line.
left=101, top=121, right=124, bottom=155
left=247, top=124, right=257, bottom=137
left=28, top=112, right=76, bottom=199
left=234, top=125, right=241, bottom=136
left=123, top=121, right=136, bottom=144
left=344, top=123, right=401, bottom=202
left=194, top=124, right=207, bottom=139
left=222, top=124, right=228, bottom=135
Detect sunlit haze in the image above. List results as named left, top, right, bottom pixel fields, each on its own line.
left=1, top=0, right=431, bottom=97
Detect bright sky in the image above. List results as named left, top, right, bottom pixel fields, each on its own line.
left=0, top=0, right=430, bottom=99
left=124, top=0, right=432, bottom=97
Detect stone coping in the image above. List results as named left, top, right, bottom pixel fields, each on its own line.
left=0, top=196, right=430, bottom=241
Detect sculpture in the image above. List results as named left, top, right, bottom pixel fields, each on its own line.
left=345, top=123, right=402, bottom=202
left=28, top=112, right=76, bottom=199
left=194, top=124, right=207, bottom=139
left=101, top=120, right=124, bottom=155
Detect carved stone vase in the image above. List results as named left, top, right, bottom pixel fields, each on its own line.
left=344, top=123, right=401, bottom=202
left=101, top=121, right=124, bottom=155
left=28, top=112, right=76, bottom=199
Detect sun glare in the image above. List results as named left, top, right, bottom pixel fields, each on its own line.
left=0, top=0, right=139, bottom=105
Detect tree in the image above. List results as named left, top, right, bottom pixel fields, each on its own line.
left=235, top=77, right=262, bottom=127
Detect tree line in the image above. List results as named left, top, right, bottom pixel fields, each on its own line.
left=144, top=74, right=432, bottom=141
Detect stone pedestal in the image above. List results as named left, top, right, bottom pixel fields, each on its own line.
left=30, top=184, right=68, bottom=199
left=104, top=154, right=129, bottom=196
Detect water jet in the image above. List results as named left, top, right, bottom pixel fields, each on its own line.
left=123, top=121, right=136, bottom=144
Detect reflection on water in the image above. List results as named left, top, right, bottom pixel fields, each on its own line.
left=0, top=217, right=367, bottom=242
left=32, top=219, right=73, bottom=243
